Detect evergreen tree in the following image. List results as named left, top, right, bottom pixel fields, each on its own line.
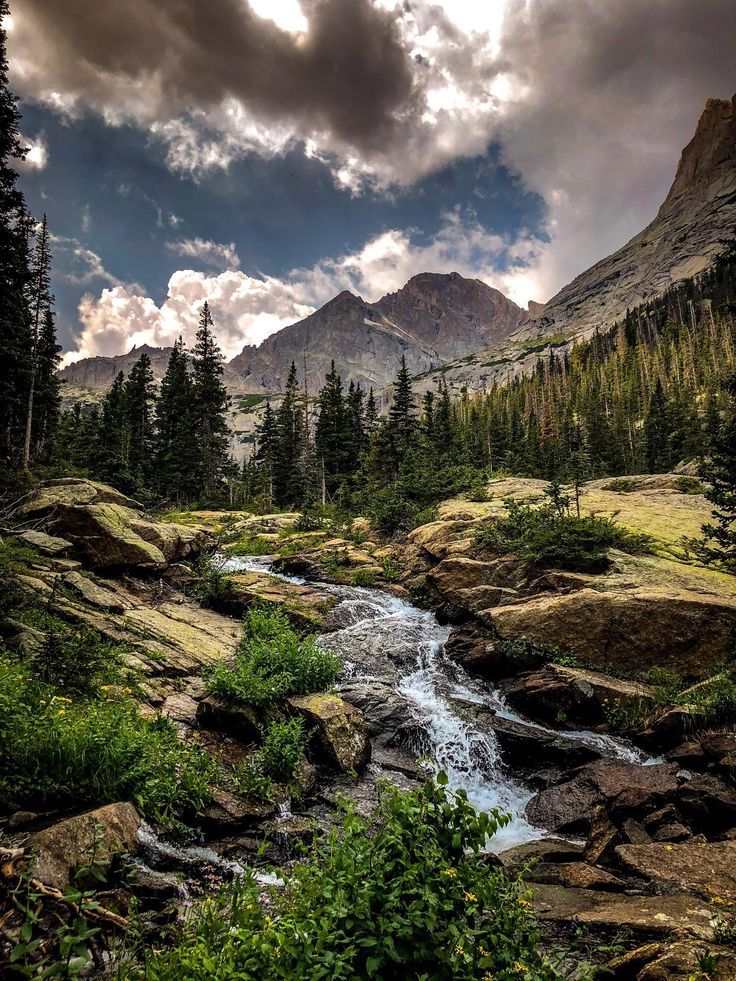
left=0, top=3, right=33, bottom=462
left=31, top=308, right=61, bottom=459
left=365, top=388, right=379, bottom=432
left=155, top=338, right=197, bottom=501
left=253, top=400, right=277, bottom=503
left=273, top=362, right=306, bottom=506
left=98, top=372, right=127, bottom=483
left=700, top=373, right=736, bottom=570
left=123, top=353, right=156, bottom=493
left=23, top=214, right=52, bottom=467
left=191, top=302, right=231, bottom=500
left=315, top=361, right=351, bottom=496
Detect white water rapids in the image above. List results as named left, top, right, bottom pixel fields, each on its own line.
left=222, top=554, right=648, bottom=851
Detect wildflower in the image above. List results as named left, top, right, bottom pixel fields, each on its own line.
left=454, top=945, right=464, bottom=955
left=463, top=891, right=477, bottom=902
left=57, top=709, right=65, bottom=716
left=517, top=897, right=532, bottom=909
left=513, top=962, right=527, bottom=974
left=56, top=696, right=72, bottom=702
left=443, top=868, right=457, bottom=879
left=100, top=685, right=110, bottom=692
left=482, top=973, right=494, bottom=980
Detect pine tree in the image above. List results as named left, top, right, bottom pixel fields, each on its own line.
left=32, top=308, right=61, bottom=458
left=315, top=361, right=351, bottom=496
left=253, top=400, right=277, bottom=503
left=23, top=214, right=52, bottom=467
left=98, top=371, right=127, bottom=483
left=0, top=2, right=33, bottom=462
left=273, top=362, right=306, bottom=506
left=155, top=338, right=196, bottom=501
left=191, top=302, right=231, bottom=500
left=123, top=353, right=156, bottom=493
left=387, top=355, right=417, bottom=470
left=700, top=373, right=736, bottom=570
left=365, top=388, right=379, bottom=432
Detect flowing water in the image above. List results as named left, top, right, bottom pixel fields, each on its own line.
left=221, top=554, right=648, bottom=850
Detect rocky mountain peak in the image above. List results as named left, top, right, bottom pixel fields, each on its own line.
left=662, top=95, right=735, bottom=207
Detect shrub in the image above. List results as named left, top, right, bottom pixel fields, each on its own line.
left=476, top=500, right=650, bottom=571
left=0, top=651, right=214, bottom=827
left=351, top=569, right=376, bottom=587
left=226, top=534, right=275, bottom=556
left=367, top=486, right=420, bottom=535
left=677, top=671, right=736, bottom=729
left=602, top=478, right=638, bottom=493
left=209, top=606, right=340, bottom=708
left=189, top=554, right=238, bottom=610
left=674, top=475, right=705, bottom=495
left=236, top=718, right=307, bottom=801
left=136, top=776, right=553, bottom=980
left=24, top=617, right=123, bottom=698
left=380, top=555, right=400, bottom=582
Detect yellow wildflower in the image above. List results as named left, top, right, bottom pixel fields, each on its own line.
left=513, top=963, right=527, bottom=974
left=57, top=709, right=65, bottom=716
left=454, top=945, right=464, bottom=955
left=482, top=973, right=494, bottom=981
left=443, top=868, right=457, bottom=879
left=100, top=685, right=110, bottom=692
left=517, top=897, right=532, bottom=909
left=56, top=696, right=72, bottom=702
left=463, top=891, right=477, bottom=902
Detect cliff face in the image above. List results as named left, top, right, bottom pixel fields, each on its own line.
left=60, top=345, right=175, bottom=389
left=529, top=95, right=736, bottom=340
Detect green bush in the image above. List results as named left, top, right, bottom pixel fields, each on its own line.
left=601, top=478, right=638, bottom=493
left=476, top=500, right=650, bottom=571
left=367, top=487, right=420, bottom=535
left=209, top=607, right=340, bottom=708
left=351, top=569, right=376, bottom=587
left=676, top=671, right=736, bottom=729
left=24, top=616, right=124, bottom=698
left=674, top=475, right=705, bottom=495
left=236, top=718, right=308, bottom=801
left=135, top=776, right=553, bottom=980
left=226, top=534, right=275, bottom=556
left=0, top=651, right=215, bottom=827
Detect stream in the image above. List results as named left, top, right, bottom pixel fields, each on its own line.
left=222, top=554, right=650, bottom=852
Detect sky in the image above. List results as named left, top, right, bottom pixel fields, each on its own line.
left=5, top=0, right=736, bottom=364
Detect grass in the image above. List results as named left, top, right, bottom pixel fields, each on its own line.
left=0, top=648, right=215, bottom=828
left=208, top=606, right=340, bottom=709
left=225, top=533, right=275, bottom=556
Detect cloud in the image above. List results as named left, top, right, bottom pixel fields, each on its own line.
left=11, top=0, right=736, bottom=315
left=166, top=237, right=241, bottom=271
left=62, top=209, right=538, bottom=365
left=16, top=131, right=47, bottom=169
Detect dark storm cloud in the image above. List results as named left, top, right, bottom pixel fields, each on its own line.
left=13, top=0, right=416, bottom=150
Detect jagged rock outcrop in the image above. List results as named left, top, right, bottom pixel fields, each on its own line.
left=18, top=478, right=208, bottom=570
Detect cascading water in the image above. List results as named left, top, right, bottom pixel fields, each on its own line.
left=222, top=554, right=648, bottom=850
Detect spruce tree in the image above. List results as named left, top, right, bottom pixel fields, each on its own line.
left=700, top=373, right=736, bottom=571
left=387, top=355, right=417, bottom=469
left=365, top=388, right=379, bottom=432
left=32, top=308, right=61, bottom=459
left=155, top=338, right=196, bottom=501
left=315, top=361, right=351, bottom=496
left=273, top=362, right=306, bottom=506
left=23, top=214, right=52, bottom=467
left=191, top=302, right=231, bottom=501
left=0, top=3, right=33, bottom=462
left=253, top=400, right=277, bottom=503
left=123, top=353, right=156, bottom=494
left=98, top=371, right=127, bottom=484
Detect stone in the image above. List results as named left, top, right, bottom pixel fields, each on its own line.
left=621, top=818, right=652, bottom=844
left=8, top=810, right=40, bottom=830
left=636, top=706, right=698, bottom=753
left=20, top=479, right=209, bottom=571
left=498, top=838, right=585, bottom=869
left=29, top=802, right=141, bottom=890
left=501, top=664, right=655, bottom=729
left=615, top=841, right=736, bottom=902
left=288, top=694, right=371, bottom=771
left=62, top=570, right=128, bottom=612
left=338, top=679, right=411, bottom=744
left=224, top=571, right=333, bottom=630
left=676, top=774, right=736, bottom=833
left=198, top=788, right=276, bottom=832
left=585, top=805, right=621, bottom=864
left=637, top=942, right=736, bottom=979
left=526, top=762, right=680, bottom=835
left=558, top=863, right=625, bottom=891
left=489, top=587, right=736, bottom=680
left=161, top=693, right=199, bottom=725
left=475, top=711, right=601, bottom=774
left=196, top=696, right=261, bottom=743
left=605, top=944, right=664, bottom=978
left=129, top=867, right=182, bottom=901
left=531, top=884, right=715, bottom=940
left=16, top=530, right=72, bottom=556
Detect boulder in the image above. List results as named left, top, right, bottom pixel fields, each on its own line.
left=196, top=696, right=261, bottom=743
left=501, top=664, right=655, bottom=728
left=288, top=694, right=371, bottom=771
left=198, top=788, right=276, bottom=833
left=338, top=679, right=412, bottom=744
left=62, top=570, right=128, bottom=613
left=615, top=841, right=736, bottom=901
left=498, top=838, right=584, bottom=869
left=29, top=802, right=141, bottom=890
left=475, top=711, right=602, bottom=775
left=224, top=572, right=333, bottom=630
left=489, top=587, right=736, bottom=680
left=526, top=762, right=681, bottom=835
left=16, top=530, right=72, bottom=556
left=557, top=863, right=625, bottom=891
left=531, top=883, right=715, bottom=941
left=676, top=774, right=736, bottom=833
left=637, top=943, right=736, bottom=979
left=19, top=479, right=208, bottom=571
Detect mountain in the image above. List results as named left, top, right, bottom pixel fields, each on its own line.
left=60, top=273, right=525, bottom=395
left=228, top=272, right=524, bottom=393
left=413, top=95, right=736, bottom=395
left=60, top=344, right=176, bottom=389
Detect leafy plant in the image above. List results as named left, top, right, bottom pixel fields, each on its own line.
left=0, top=650, right=215, bottom=827
left=476, top=500, right=650, bottom=571
left=675, top=475, right=705, bottom=495
left=351, top=569, right=376, bottom=587
left=136, top=776, right=555, bottom=979
left=236, top=718, right=307, bottom=801
left=209, top=606, right=340, bottom=709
